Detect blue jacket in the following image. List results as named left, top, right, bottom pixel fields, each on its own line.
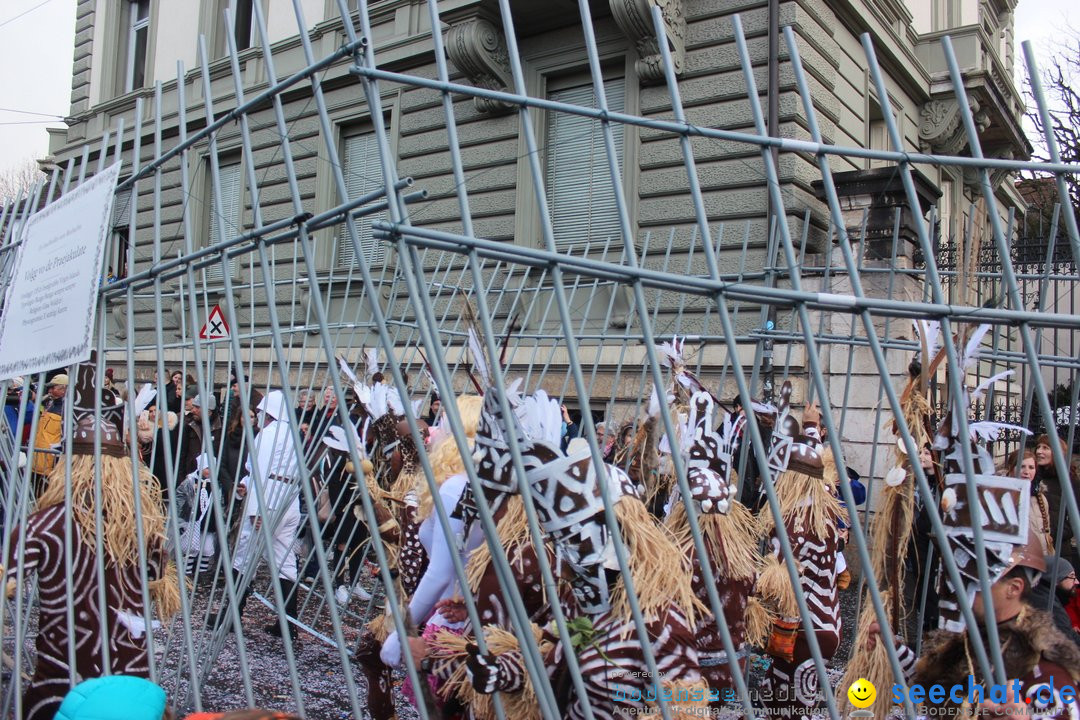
left=55, top=676, right=167, bottom=720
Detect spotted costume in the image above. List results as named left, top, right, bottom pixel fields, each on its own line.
left=666, top=391, right=762, bottom=697
left=757, top=381, right=845, bottom=716
left=464, top=394, right=710, bottom=719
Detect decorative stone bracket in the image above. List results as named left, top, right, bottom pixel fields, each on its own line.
left=444, top=16, right=515, bottom=116
left=918, top=97, right=991, bottom=158
left=919, top=96, right=1020, bottom=191
left=610, top=0, right=686, bottom=85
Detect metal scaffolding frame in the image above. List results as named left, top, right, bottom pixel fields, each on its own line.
left=1, top=0, right=1079, bottom=717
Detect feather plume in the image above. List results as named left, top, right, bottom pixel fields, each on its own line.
left=962, top=324, right=992, bottom=370
left=461, top=301, right=491, bottom=387
left=914, top=319, right=941, bottom=363
left=970, top=370, right=1014, bottom=404
left=504, top=378, right=524, bottom=407
left=368, top=382, right=390, bottom=419
left=387, top=386, right=407, bottom=417
left=133, top=383, right=156, bottom=416
left=968, top=421, right=1032, bottom=443
left=337, top=354, right=359, bottom=387
left=365, top=348, right=380, bottom=378
left=353, top=382, right=371, bottom=409
left=657, top=337, right=685, bottom=371
left=646, top=385, right=673, bottom=418
left=750, top=400, right=777, bottom=416
left=516, top=389, right=562, bottom=446
left=421, top=366, right=438, bottom=397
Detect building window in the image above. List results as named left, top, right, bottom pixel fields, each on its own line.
left=207, top=161, right=242, bottom=281
left=124, top=0, right=150, bottom=93
left=109, top=187, right=133, bottom=281
left=218, top=0, right=255, bottom=54
left=938, top=177, right=956, bottom=242
left=545, top=75, right=626, bottom=251
left=337, top=129, right=386, bottom=269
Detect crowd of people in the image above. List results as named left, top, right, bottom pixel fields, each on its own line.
left=3, top=322, right=1080, bottom=719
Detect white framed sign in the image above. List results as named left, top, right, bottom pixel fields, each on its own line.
left=0, top=163, right=122, bottom=380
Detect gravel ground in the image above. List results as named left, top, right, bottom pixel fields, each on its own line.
left=3, top=560, right=868, bottom=719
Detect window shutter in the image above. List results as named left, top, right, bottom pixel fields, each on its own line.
left=113, top=188, right=132, bottom=227
left=546, top=77, right=625, bottom=251
left=207, top=162, right=242, bottom=281
left=338, top=132, right=386, bottom=269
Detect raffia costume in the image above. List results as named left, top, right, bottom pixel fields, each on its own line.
left=459, top=385, right=710, bottom=720
left=755, top=381, right=845, bottom=717
left=4, top=367, right=179, bottom=720
left=665, top=390, right=766, bottom=698
left=426, top=388, right=560, bottom=720
left=891, top=475, right=1079, bottom=719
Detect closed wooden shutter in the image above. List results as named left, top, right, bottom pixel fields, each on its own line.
left=337, top=131, right=386, bottom=269
left=546, top=77, right=625, bottom=251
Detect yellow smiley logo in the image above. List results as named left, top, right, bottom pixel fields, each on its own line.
left=847, top=678, right=876, bottom=709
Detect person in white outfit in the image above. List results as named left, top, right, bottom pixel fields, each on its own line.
left=379, top=471, right=485, bottom=669
left=214, top=389, right=303, bottom=641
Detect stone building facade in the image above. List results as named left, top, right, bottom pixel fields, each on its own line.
left=44, top=0, right=1031, bottom=482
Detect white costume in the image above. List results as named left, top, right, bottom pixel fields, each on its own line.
left=232, top=390, right=302, bottom=582
left=380, top=472, right=485, bottom=667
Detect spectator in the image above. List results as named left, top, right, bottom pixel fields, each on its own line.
left=1035, top=433, right=1078, bottom=565
left=136, top=402, right=157, bottom=464
left=164, top=370, right=185, bottom=415
left=304, top=386, right=340, bottom=460
left=424, top=395, right=441, bottom=425
left=1029, top=555, right=1080, bottom=648
left=150, top=409, right=182, bottom=508
left=295, top=388, right=318, bottom=433
left=218, top=371, right=245, bottom=426
left=180, top=390, right=216, bottom=478
left=41, top=373, right=68, bottom=414
left=1017, top=449, right=1057, bottom=556
left=909, top=442, right=942, bottom=632
left=30, top=374, right=69, bottom=486
left=596, top=421, right=614, bottom=458
left=3, top=376, right=30, bottom=443
left=559, top=403, right=577, bottom=453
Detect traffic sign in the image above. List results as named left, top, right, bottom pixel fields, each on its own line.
left=199, top=304, right=230, bottom=340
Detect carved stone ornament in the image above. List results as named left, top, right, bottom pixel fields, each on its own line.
left=918, top=97, right=991, bottom=157
left=444, top=17, right=514, bottom=116
left=609, top=0, right=686, bottom=85
left=961, top=147, right=1015, bottom=192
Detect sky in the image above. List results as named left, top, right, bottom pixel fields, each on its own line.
left=0, top=0, right=1075, bottom=182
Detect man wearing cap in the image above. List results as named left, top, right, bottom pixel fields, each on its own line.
left=184, top=389, right=221, bottom=470
left=30, top=374, right=69, bottom=483
left=3, top=376, right=29, bottom=443
left=220, top=389, right=303, bottom=641
left=42, top=373, right=69, bottom=414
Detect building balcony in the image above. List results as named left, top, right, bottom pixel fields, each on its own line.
left=914, top=23, right=1031, bottom=183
